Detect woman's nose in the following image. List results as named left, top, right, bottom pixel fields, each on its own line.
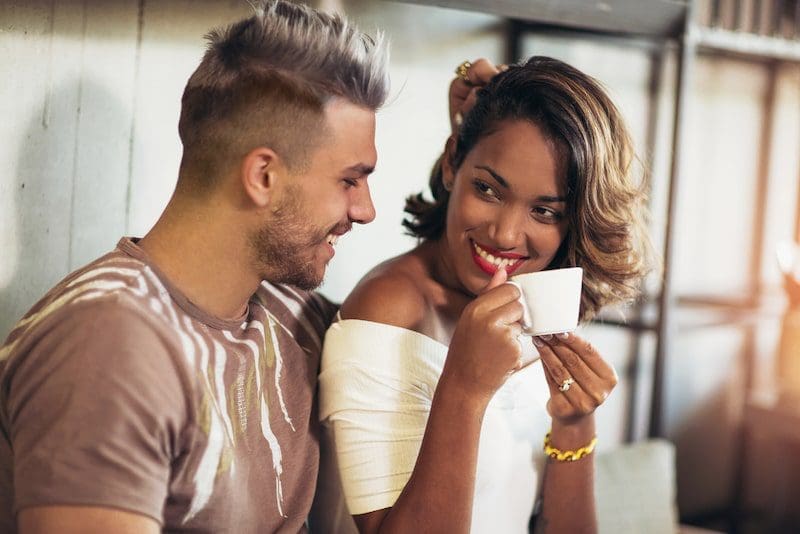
left=488, top=208, right=525, bottom=249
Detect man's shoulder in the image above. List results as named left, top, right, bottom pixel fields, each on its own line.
left=1, top=248, right=179, bottom=364
left=252, top=282, right=338, bottom=355
left=255, top=282, right=337, bottom=325
left=1, top=292, right=182, bottom=367
left=22, top=247, right=154, bottom=315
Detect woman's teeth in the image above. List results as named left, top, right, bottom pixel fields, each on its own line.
left=473, top=242, right=522, bottom=269
left=327, top=235, right=339, bottom=246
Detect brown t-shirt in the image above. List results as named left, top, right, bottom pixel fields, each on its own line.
left=0, top=238, right=336, bottom=533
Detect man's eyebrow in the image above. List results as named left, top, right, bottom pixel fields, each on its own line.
left=344, top=163, right=375, bottom=175
left=475, top=164, right=567, bottom=202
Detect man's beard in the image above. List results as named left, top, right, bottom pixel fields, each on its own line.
left=250, top=189, right=345, bottom=290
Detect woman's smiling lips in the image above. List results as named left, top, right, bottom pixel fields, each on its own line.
left=470, top=239, right=528, bottom=276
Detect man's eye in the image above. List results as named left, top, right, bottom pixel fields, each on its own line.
left=343, top=178, right=358, bottom=188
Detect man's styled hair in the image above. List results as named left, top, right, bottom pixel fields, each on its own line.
left=177, top=0, right=390, bottom=190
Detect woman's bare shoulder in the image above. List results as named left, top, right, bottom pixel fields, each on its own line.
left=339, top=252, right=432, bottom=331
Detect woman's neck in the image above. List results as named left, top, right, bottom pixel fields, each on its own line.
left=412, top=239, right=473, bottom=342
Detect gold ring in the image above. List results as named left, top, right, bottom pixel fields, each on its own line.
left=455, top=60, right=472, bottom=84
left=559, top=377, right=575, bottom=392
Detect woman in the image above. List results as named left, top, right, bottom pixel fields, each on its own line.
left=318, top=56, right=650, bottom=533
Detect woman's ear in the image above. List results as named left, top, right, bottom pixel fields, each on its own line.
left=241, top=147, right=281, bottom=208
left=442, top=136, right=457, bottom=192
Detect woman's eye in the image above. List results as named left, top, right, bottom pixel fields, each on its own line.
left=472, top=179, right=498, bottom=199
left=532, top=206, right=563, bottom=222
left=343, top=178, right=358, bottom=188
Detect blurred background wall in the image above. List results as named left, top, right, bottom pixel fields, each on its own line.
left=1, top=0, right=799, bottom=532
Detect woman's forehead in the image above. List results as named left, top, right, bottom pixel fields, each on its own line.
left=463, top=120, right=567, bottom=196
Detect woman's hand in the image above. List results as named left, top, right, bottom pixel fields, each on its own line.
left=441, top=268, right=524, bottom=402
left=449, top=58, right=505, bottom=136
left=534, top=333, right=618, bottom=424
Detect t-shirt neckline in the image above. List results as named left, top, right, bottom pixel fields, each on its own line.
left=117, top=237, right=250, bottom=331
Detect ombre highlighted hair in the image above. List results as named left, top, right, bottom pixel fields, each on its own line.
left=404, top=56, right=652, bottom=320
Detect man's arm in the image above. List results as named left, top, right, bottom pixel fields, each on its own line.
left=7, top=299, right=189, bottom=532
left=19, top=506, right=159, bottom=534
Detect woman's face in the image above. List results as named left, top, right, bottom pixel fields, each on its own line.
left=441, top=119, right=569, bottom=296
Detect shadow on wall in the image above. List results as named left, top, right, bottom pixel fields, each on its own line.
left=0, top=79, right=130, bottom=341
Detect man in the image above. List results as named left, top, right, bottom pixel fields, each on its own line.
left=0, top=1, right=388, bottom=532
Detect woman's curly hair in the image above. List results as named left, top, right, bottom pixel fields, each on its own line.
left=403, top=56, right=653, bottom=320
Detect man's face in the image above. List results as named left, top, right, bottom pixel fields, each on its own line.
left=251, top=98, right=378, bottom=289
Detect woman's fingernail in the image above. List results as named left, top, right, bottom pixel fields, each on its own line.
left=557, top=332, right=569, bottom=340
left=533, top=337, right=543, bottom=347
left=540, top=334, right=553, bottom=341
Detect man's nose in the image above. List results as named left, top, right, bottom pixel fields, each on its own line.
left=349, top=184, right=376, bottom=225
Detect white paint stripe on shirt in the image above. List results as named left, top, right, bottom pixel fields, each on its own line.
left=260, top=283, right=322, bottom=352
left=183, top=402, right=225, bottom=523
left=140, top=266, right=198, bottom=367
left=222, top=328, right=287, bottom=517
left=283, top=285, right=327, bottom=333
left=1, top=278, right=141, bottom=361
left=212, top=338, right=236, bottom=449
left=65, top=266, right=141, bottom=288
left=266, top=314, right=294, bottom=431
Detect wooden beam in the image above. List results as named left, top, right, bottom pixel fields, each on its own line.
left=388, top=0, right=688, bottom=37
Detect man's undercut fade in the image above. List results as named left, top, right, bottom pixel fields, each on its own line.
left=177, top=0, right=390, bottom=190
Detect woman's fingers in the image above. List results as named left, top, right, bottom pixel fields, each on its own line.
left=547, top=337, right=617, bottom=404
left=491, top=299, right=524, bottom=327
left=535, top=335, right=616, bottom=416
left=538, top=355, right=588, bottom=418
left=538, top=342, right=588, bottom=403
left=449, top=58, right=504, bottom=134
left=465, top=58, right=500, bottom=85
left=552, top=333, right=618, bottom=383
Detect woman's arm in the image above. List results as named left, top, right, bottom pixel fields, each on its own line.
left=343, top=268, right=525, bottom=534
left=532, top=333, right=618, bottom=534
left=353, top=373, right=488, bottom=533
left=533, top=416, right=597, bottom=534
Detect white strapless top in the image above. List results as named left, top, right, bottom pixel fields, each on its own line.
left=316, top=318, right=551, bottom=533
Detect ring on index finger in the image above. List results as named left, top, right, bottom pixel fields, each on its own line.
left=455, top=60, right=472, bottom=84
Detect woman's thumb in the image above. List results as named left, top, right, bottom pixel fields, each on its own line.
left=481, top=267, right=508, bottom=294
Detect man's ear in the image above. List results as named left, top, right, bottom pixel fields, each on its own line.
left=241, top=147, right=282, bottom=208
left=442, top=136, right=457, bottom=192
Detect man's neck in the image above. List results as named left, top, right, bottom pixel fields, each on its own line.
left=138, top=199, right=259, bottom=321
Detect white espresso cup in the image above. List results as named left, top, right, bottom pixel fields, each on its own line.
left=507, top=267, right=583, bottom=336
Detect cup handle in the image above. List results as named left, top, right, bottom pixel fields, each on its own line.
left=506, top=280, right=533, bottom=335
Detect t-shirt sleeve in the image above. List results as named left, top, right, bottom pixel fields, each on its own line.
left=4, top=299, right=191, bottom=524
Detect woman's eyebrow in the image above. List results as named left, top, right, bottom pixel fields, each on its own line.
left=475, top=165, right=509, bottom=189
left=474, top=164, right=567, bottom=202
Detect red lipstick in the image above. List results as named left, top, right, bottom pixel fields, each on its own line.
left=470, top=240, right=528, bottom=276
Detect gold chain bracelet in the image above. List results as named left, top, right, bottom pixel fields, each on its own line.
left=543, top=431, right=598, bottom=462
